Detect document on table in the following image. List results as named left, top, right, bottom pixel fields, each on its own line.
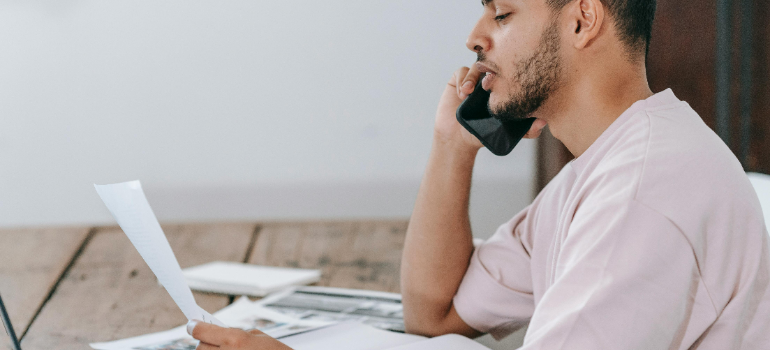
left=281, top=321, right=491, bottom=350
left=386, top=334, right=491, bottom=350
left=94, top=180, right=224, bottom=327
left=256, top=286, right=405, bottom=332
left=90, top=297, right=486, bottom=350
left=281, top=321, right=423, bottom=350
left=90, top=297, right=330, bottom=350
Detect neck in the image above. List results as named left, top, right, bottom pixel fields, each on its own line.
left=541, top=60, right=653, bottom=158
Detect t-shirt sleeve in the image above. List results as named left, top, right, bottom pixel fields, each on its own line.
left=521, top=200, right=699, bottom=349
left=453, top=208, right=537, bottom=339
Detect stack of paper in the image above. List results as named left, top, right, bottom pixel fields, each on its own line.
left=183, top=261, right=322, bottom=296
left=256, top=286, right=405, bottom=332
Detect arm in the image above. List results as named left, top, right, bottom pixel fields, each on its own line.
left=400, top=66, right=544, bottom=337
left=400, top=131, right=483, bottom=338
left=521, top=201, right=699, bottom=349
left=400, top=66, right=483, bottom=338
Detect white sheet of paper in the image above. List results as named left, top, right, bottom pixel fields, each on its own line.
left=281, top=322, right=490, bottom=350
left=94, top=180, right=224, bottom=327
left=282, top=321, right=425, bottom=350
left=89, top=324, right=190, bottom=350
left=386, top=334, right=491, bottom=350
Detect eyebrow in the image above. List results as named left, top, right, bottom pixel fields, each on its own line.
left=482, top=0, right=493, bottom=7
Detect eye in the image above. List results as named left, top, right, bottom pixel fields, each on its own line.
left=494, top=13, right=511, bottom=22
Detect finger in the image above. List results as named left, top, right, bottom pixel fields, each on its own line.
left=459, top=64, right=482, bottom=99
left=449, top=66, right=470, bottom=97
left=523, top=119, right=548, bottom=139
left=524, top=128, right=543, bottom=139
left=190, top=321, right=243, bottom=346
left=247, top=329, right=266, bottom=336
left=196, top=341, right=219, bottom=350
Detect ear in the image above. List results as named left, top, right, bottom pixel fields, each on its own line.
left=568, top=0, right=605, bottom=50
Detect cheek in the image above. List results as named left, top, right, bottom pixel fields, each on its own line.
left=494, top=23, right=542, bottom=71
left=490, top=71, right=515, bottom=101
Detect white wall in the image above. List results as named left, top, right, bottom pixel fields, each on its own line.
left=0, top=0, right=536, bottom=240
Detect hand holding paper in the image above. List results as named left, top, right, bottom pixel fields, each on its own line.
left=94, top=180, right=225, bottom=327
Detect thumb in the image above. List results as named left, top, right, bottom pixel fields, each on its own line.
left=187, top=320, right=200, bottom=336
left=187, top=319, right=232, bottom=346
left=523, top=119, right=548, bottom=139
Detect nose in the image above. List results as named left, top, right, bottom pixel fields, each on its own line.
left=466, top=18, right=491, bottom=53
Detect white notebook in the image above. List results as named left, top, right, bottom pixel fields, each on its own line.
left=182, top=261, right=321, bottom=296
left=388, top=334, right=491, bottom=350
left=282, top=322, right=490, bottom=350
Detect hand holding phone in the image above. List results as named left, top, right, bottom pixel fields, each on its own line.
left=456, top=75, right=536, bottom=156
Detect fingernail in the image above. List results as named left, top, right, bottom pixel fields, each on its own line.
left=462, top=81, right=473, bottom=91
left=187, top=320, right=200, bottom=336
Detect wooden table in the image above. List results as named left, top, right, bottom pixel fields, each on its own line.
left=0, top=221, right=408, bottom=350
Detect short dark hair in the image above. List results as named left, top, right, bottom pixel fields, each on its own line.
left=548, top=0, right=657, bottom=58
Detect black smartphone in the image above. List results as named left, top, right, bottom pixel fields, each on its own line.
left=456, top=74, right=536, bottom=156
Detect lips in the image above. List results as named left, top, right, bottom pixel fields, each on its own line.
left=476, top=62, right=498, bottom=91
left=481, top=73, right=495, bottom=91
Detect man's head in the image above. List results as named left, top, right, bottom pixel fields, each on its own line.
left=546, top=0, right=657, bottom=57
left=467, top=0, right=656, bottom=121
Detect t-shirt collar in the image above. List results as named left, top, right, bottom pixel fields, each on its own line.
left=570, top=89, right=680, bottom=175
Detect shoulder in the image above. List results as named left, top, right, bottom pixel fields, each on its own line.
left=634, top=103, right=759, bottom=222
left=583, top=101, right=752, bottom=211
left=631, top=103, right=767, bottom=269
left=578, top=101, right=762, bottom=234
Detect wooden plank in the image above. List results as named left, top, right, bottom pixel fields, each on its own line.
left=21, top=223, right=257, bottom=350
left=249, top=221, right=356, bottom=287
left=249, top=220, right=408, bottom=293
left=326, top=221, right=407, bottom=293
left=0, top=227, right=91, bottom=346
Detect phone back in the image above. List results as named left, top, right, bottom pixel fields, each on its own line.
left=455, top=77, right=535, bottom=156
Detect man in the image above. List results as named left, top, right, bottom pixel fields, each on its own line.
left=400, top=0, right=770, bottom=348
left=188, top=0, right=770, bottom=348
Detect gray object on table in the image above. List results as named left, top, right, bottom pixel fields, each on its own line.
left=0, top=291, right=22, bottom=350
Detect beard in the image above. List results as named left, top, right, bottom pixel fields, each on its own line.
left=484, top=20, right=562, bottom=121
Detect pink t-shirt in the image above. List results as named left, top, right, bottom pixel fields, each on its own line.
left=453, top=89, right=770, bottom=349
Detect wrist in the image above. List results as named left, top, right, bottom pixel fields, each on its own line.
left=432, top=132, right=482, bottom=160
left=430, top=134, right=480, bottom=168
